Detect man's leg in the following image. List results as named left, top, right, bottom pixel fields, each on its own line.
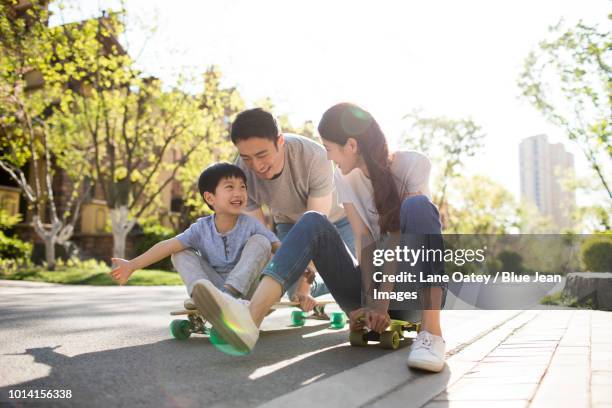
left=250, top=211, right=361, bottom=325
left=189, top=211, right=361, bottom=352
left=305, top=216, right=357, bottom=298
left=171, top=249, right=226, bottom=296
left=280, top=217, right=356, bottom=299
left=225, top=234, right=272, bottom=299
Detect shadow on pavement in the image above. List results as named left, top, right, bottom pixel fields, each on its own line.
left=0, top=323, right=407, bottom=408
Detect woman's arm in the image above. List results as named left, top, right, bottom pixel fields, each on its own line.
left=343, top=203, right=373, bottom=264
left=344, top=203, right=391, bottom=333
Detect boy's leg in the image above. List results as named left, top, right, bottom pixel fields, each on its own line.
left=171, top=249, right=225, bottom=297
left=188, top=211, right=361, bottom=352
left=225, top=234, right=272, bottom=299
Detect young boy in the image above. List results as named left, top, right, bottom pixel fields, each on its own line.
left=110, top=162, right=280, bottom=301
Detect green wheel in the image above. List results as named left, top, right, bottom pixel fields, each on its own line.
left=330, top=312, right=346, bottom=329
left=380, top=331, right=401, bottom=350
left=349, top=330, right=368, bottom=346
left=170, top=319, right=192, bottom=340
left=209, top=327, right=250, bottom=356
left=291, top=310, right=307, bottom=326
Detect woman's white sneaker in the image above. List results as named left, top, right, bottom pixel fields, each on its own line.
left=191, top=279, right=259, bottom=353
left=406, top=330, right=445, bottom=372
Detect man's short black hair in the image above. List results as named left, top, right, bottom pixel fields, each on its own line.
left=198, top=162, right=247, bottom=209
left=230, top=108, right=280, bottom=145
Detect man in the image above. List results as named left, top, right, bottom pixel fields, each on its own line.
left=231, top=108, right=355, bottom=306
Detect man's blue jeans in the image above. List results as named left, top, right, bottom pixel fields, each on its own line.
left=275, top=216, right=355, bottom=298
left=263, top=195, right=446, bottom=319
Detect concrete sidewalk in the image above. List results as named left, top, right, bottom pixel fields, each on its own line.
left=261, top=309, right=612, bottom=408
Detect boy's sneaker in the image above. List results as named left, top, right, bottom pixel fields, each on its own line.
left=406, top=330, right=446, bottom=372
left=191, top=279, right=259, bottom=353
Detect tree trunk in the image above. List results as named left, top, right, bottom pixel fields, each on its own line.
left=110, top=206, right=136, bottom=259
left=32, top=215, right=62, bottom=271
left=43, top=236, right=56, bottom=270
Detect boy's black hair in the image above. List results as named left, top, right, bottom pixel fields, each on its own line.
left=230, top=108, right=280, bottom=145
left=198, top=162, right=247, bottom=210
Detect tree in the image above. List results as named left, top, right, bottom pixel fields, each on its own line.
left=255, top=97, right=316, bottom=140
left=444, top=174, right=518, bottom=234
left=518, top=18, right=611, bottom=201
left=0, top=0, right=92, bottom=268
left=174, top=68, right=245, bottom=229
left=401, top=112, right=485, bottom=211
left=56, top=63, right=242, bottom=258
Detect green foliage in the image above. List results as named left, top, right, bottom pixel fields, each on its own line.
left=0, top=0, right=97, bottom=268
left=497, top=250, right=524, bottom=272
left=540, top=291, right=582, bottom=308
left=0, top=231, right=32, bottom=261
left=402, top=113, right=485, bottom=212
left=0, top=210, right=31, bottom=263
left=134, top=223, right=175, bottom=271
left=1, top=256, right=182, bottom=285
left=580, top=235, right=612, bottom=272
left=518, top=18, right=612, bottom=200
left=176, top=67, right=245, bottom=225
left=444, top=175, right=518, bottom=233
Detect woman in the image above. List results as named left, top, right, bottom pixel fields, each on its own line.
left=192, top=103, right=447, bottom=372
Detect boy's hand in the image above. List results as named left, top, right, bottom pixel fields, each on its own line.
left=294, top=292, right=317, bottom=312
left=110, top=258, right=134, bottom=286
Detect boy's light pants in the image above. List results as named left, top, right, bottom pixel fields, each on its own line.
left=171, top=234, right=271, bottom=299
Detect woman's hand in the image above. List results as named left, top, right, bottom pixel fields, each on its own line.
left=110, top=258, right=134, bottom=286
left=365, top=308, right=390, bottom=333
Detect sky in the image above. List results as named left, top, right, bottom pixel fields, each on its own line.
left=50, top=0, right=610, bottom=203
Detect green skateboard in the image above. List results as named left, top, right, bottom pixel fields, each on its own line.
left=349, top=318, right=421, bottom=350
left=169, top=299, right=346, bottom=341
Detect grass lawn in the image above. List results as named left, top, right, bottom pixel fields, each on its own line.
left=1, top=263, right=183, bottom=286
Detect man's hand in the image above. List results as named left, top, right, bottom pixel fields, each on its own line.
left=294, top=292, right=317, bottom=312
left=110, top=258, right=134, bottom=286
left=349, top=308, right=366, bottom=331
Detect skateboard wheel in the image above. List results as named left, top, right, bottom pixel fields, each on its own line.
left=291, top=310, right=307, bottom=326
left=170, top=319, right=191, bottom=340
left=349, top=330, right=368, bottom=346
left=380, top=331, right=401, bottom=350
left=330, top=312, right=346, bottom=329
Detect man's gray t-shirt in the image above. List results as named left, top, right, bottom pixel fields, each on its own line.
left=236, top=134, right=346, bottom=224
left=175, top=214, right=279, bottom=274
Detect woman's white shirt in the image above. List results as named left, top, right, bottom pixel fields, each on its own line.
left=334, top=150, right=431, bottom=241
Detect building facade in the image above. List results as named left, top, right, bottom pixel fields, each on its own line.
left=519, top=134, right=575, bottom=231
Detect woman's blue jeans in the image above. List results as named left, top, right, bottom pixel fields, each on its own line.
left=262, top=195, right=446, bottom=319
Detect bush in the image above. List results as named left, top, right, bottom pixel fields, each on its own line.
left=0, top=210, right=31, bottom=264
left=0, top=230, right=32, bottom=261
left=580, top=237, right=612, bottom=272
left=497, top=250, right=524, bottom=272
left=134, top=223, right=176, bottom=271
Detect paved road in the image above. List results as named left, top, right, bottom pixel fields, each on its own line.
left=0, top=280, right=527, bottom=408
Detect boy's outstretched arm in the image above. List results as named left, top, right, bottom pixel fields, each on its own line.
left=110, top=238, right=185, bottom=285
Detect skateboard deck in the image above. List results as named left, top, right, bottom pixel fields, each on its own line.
left=349, top=318, right=421, bottom=350
left=169, top=299, right=345, bottom=341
